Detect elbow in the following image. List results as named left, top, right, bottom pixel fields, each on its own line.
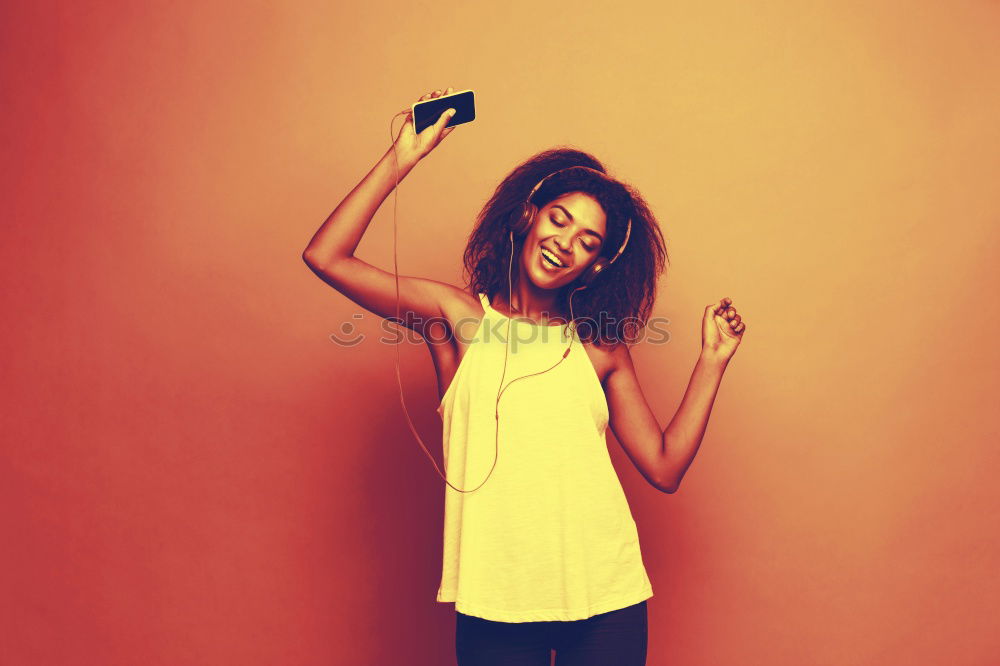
left=657, top=444, right=680, bottom=494
left=656, top=468, right=679, bottom=494
left=655, top=475, right=677, bottom=494
left=302, top=249, right=350, bottom=273
left=302, top=249, right=333, bottom=278
left=302, top=248, right=318, bottom=268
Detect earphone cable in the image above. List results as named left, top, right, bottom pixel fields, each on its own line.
left=388, top=110, right=494, bottom=493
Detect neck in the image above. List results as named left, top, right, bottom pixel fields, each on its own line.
left=497, top=266, right=570, bottom=325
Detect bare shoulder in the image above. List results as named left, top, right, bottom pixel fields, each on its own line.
left=433, top=285, right=484, bottom=349
left=438, top=285, right=482, bottom=320
left=581, top=339, right=627, bottom=386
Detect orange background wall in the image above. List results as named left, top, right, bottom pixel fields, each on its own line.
left=2, top=1, right=998, bottom=664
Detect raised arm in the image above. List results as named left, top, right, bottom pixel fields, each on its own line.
left=604, top=298, right=746, bottom=493
left=302, top=88, right=461, bottom=337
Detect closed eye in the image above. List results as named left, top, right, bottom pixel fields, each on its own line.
left=551, top=215, right=597, bottom=252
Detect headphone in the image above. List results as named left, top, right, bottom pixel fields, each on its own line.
left=388, top=110, right=633, bottom=493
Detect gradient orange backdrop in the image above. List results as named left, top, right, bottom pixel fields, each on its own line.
left=2, top=1, right=998, bottom=664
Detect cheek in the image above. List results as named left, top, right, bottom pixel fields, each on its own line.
left=561, top=257, right=592, bottom=282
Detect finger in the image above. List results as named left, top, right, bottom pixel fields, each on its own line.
left=420, top=107, right=453, bottom=136
left=408, top=97, right=428, bottom=115
left=436, top=107, right=456, bottom=131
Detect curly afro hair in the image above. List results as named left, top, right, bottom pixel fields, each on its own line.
left=462, top=147, right=669, bottom=347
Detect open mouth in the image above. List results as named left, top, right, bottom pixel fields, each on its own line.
left=539, top=246, right=567, bottom=270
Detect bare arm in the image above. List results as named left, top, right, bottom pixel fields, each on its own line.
left=302, top=88, right=461, bottom=336
left=606, top=345, right=730, bottom=494
left=658, top=299, right=744, bottom=490
left=604, top=298, right=746, bottom=493
left=658, top=353, right=728, bottom=491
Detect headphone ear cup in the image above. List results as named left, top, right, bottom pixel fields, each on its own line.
left=580, top=258, right=608, bottom=286
left=511, top=203, right=537, bottom=237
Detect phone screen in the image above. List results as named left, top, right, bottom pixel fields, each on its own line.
left=412, top=90, right=476, bottom=134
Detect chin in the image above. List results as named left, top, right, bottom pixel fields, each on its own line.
left=526, top=264, right=572, bottom=289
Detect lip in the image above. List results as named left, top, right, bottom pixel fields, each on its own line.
left=539, top=245, right=569, bottom=271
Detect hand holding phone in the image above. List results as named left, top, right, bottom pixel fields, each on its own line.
left=412, top=89, right=475, bottom=134
left=392, top=87, right=475, bottom=165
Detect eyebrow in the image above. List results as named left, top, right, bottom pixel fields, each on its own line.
left=551, top=205, right=605, bottom=243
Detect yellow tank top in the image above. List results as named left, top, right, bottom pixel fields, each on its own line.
left=435, top=292, right=653, bottom=622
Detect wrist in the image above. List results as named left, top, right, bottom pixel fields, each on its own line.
left=698, top=349, right=730, bottom=369
left=382, top=148, right=422, bottom=183
left=385, top=144, right=421, bottom=170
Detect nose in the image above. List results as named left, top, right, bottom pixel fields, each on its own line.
left=553, top=234, right=571, bottom=254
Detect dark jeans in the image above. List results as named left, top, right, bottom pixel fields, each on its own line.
left=455, top=600, right=648, bottom=666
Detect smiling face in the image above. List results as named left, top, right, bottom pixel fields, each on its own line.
left=520, top=191, right=608, bottom=289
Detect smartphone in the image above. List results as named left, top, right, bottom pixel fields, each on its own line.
left=412, top=89, right=476, bottom=134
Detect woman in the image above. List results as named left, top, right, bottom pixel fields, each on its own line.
left=303, top=88, right=746, bottom=666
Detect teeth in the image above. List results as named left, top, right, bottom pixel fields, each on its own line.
left=540, top=247, right=564, bottom=268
